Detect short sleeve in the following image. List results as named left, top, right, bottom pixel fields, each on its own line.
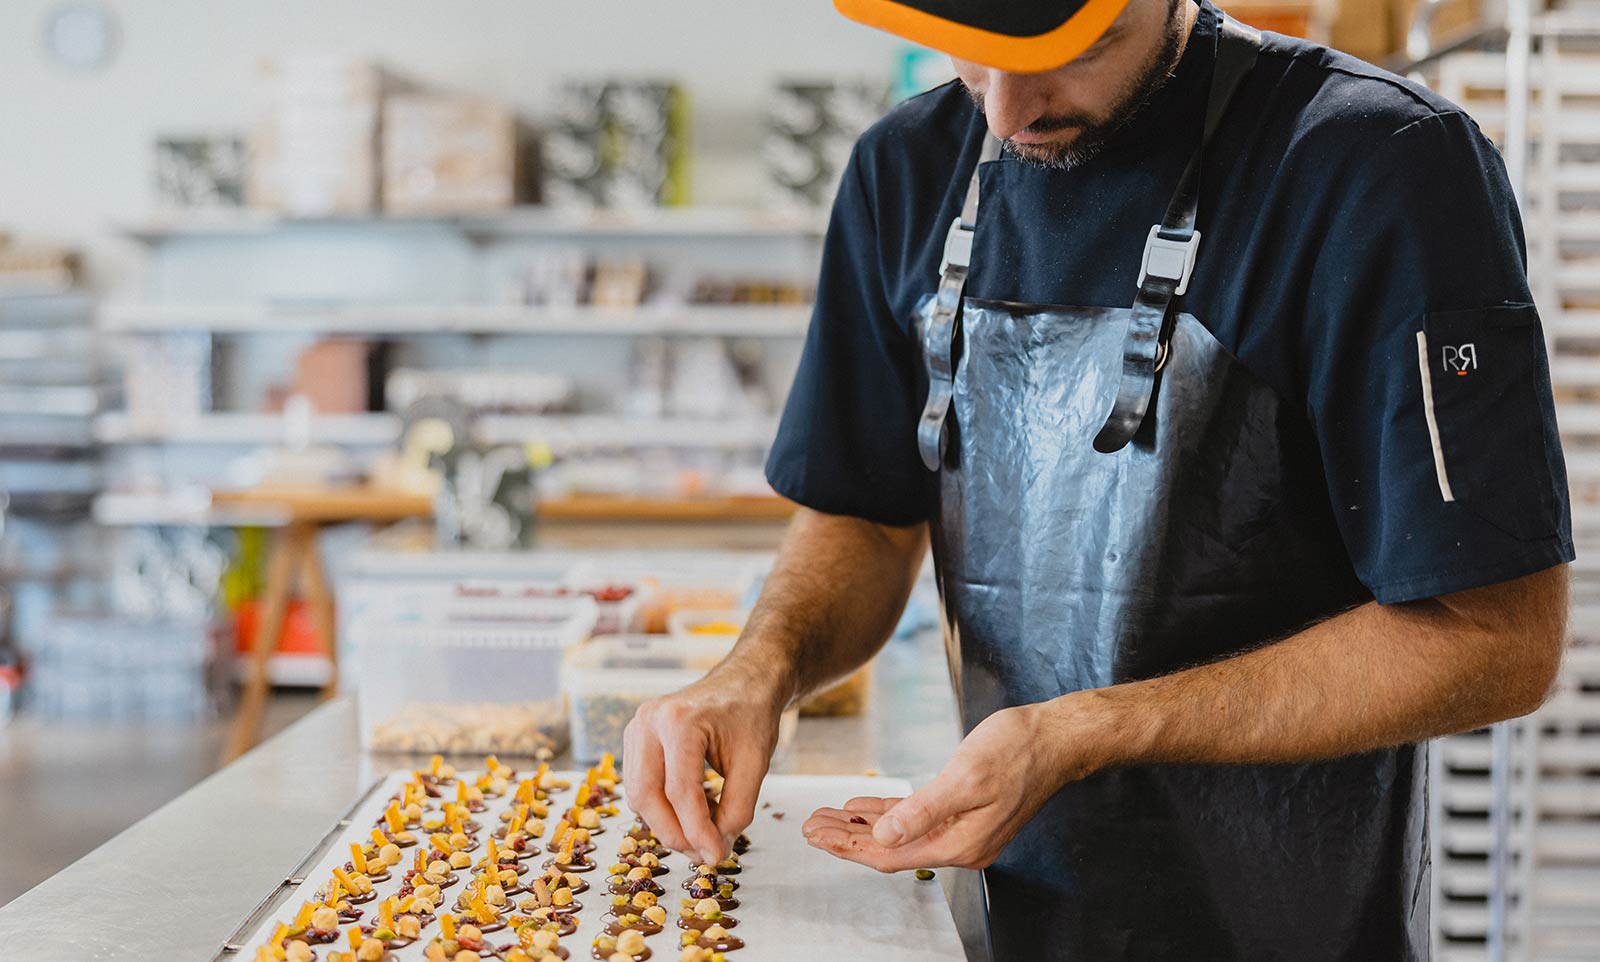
left=765, top=145, right=936, bottom=525
left=1303, top=111, right=1573, bottom=603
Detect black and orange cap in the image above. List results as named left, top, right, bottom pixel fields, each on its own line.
left=834, top=0, right=1133, bottom=73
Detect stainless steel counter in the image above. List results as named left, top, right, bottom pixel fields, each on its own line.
left=0, top=630, right=962, bottom=961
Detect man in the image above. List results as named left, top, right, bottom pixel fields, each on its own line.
left=624, top=1, right=1573, bottom=959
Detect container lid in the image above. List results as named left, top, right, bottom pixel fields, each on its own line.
left=563, top=633, right=734, bottom=697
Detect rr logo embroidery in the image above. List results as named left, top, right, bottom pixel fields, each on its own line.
left=1442, top=343, right=1478, bottom=376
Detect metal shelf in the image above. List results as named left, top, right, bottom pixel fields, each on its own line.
left=116, top=206, right=828, bottom=244
left=96, top=301, right=812, bottom=337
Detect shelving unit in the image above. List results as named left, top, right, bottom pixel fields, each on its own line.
left=97, top=301, right=812, bottom=337
left=1432, top=19, right=1600, bottom=962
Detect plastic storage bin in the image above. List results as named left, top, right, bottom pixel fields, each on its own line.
left=352, top=595, right=597, bottom=757
left=667, top=608, right=748, bottom=640
left=564, top=633, right=797, bottom=764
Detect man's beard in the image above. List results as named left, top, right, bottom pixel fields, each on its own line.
left=965, top=4, right=1187, bottom=170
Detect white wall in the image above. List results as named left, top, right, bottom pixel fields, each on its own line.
left=0, top=0, right=905, bottom=290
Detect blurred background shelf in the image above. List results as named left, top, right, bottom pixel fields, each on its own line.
left=98, top=301, right=814, bottom=336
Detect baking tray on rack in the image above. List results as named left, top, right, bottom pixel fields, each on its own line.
left=216, top=769, right=966, bottom=962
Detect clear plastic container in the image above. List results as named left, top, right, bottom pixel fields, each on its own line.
left=564, top=633, right=797, bottom=764
left=352, top=595, right=597, bottom=757
left=667, top=608, right=748, bottom=641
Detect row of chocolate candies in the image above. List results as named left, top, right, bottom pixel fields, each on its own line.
left=674, top=770, right=746, bottom=961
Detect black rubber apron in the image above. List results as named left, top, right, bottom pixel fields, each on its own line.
left=918, top=17, right=1431, bottom=962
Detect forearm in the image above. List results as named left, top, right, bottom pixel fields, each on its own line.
left=1055, top=566, right=1568, bottom=771
left=719, top=506, right=927, bottom=704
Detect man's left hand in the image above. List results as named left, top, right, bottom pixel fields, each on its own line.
left=801, top=701, right=1105, bottom=871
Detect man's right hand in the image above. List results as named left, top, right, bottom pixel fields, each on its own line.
left=621, top=661, right=789, bottom=867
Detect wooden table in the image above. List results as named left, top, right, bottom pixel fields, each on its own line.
left=215, top=486, right=433, bottom=764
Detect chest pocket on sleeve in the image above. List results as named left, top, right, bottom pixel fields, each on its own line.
left=1421, top=303, right=1561, bottom=542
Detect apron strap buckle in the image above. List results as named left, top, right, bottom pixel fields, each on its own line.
left=942, top=216, right=976, bottom=274
left=1138, top=225, right=1201, bottom=296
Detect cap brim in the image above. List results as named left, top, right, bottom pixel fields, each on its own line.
left=835, top=0, right=1133, bottom=73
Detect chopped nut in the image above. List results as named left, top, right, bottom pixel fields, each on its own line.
left=704, top=924, right=729, bottom=942
left=530, top=929, right=559, bottom=952
left=627, top=866, right=651, bottom=881
left=638, top=853, right=660, bottom=868
left=551, top=887, right=573, bottom=907
left=563, top=873, right=583, bottom=888
left=631, top=891, right=657, bottom=909
left=485, top=884, right=507, bottom=906
left=428, top=859, right=452, bottom=876
left=413, top=897, right=436, bottom=915
left=643, top=905, right=667, bottom=926
left=694, top=898, right=721, bottom=918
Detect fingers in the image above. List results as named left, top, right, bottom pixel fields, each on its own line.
left=873, top=772, right=964, bottom=848
left=712, top=744, right=767, bottom=847
left=621, top=716, right=691, bottom=855
left=802, top=815, right=954, bottom=873
left=663, top=733, right=723, bottom=866
left=842, top=796, right=902, bottom=814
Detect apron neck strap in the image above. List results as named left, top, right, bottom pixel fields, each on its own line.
left=1094, top=14, right=1260, bottom=453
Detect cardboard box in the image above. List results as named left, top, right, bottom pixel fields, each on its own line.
left=248, top=56, right=386, bottom=216
left=382, top=95, right=533, bottom=214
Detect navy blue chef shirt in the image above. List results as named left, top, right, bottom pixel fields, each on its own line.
left=766, top=1, right=1573, bottom=604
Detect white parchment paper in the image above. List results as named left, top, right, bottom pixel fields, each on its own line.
left=232, top=770, right=966, bottom=962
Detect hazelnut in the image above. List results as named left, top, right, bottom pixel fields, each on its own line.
left=608, top=954, right=629, bottom=962
left=539, top=956, right=562, bottom=962
left=458, top=953, right=481, bottom=962
left=704, top=924, right=729, bottom=941
left=379, top=844, right=402, bottom=866
left=466, top=786, right=485, bottom=803
left=398, top=916, right=422, bottom=939
left=627, top=867, right=651, bottom=881
left=448, top=851, right=471, bottom=869
left=414, top=884, right=441, bottom=903
left=638, top=853, right=659, bottom=868
left=618, top=837, right=637, bottom=855
left=448, top=833, right=471, bottom=851
left=680, top=948, right=703, bottom=962
left=504, top=952, right=532, bottom=962
left=403, top=803, right=423, bottom=822
left=528, top=819, right=546, bottom=837
left=489, top=777, right=509, bottom=795
left=577, top=809, right=600, bottom=829
left=694, top=898, right=721, bottom=918
left=356, top=938, right=385, bottom=961
left=311, top=907, right=339, bottom=931
left=551, top=887, right=573, bottom=907
left=438, top=764, right=456, bottom=780
left=485, top=885, right=507, bottom=906
left=563, top=873, right=583, bottom=889
left=631, top=891, right=657, bottom=909
left=428, top=859, right=452, bottom=876
left=498, top=869, right=518, bottom=887
left=643, top=906, right=667, bottom=926
left=286, top=941, right=313, bottom=962
left=413, top=897, right=436, bottom=915
left=424, top=944, right=446, bottom=962
left=530, top=929, right=558, bottom=952
left=353, top=875, right=374, bottom=895
left=460, top=925, right=484, bottom=942
left=553, top=852, right=572, bottom=865
left=616, top=930, right=647, bottom=955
